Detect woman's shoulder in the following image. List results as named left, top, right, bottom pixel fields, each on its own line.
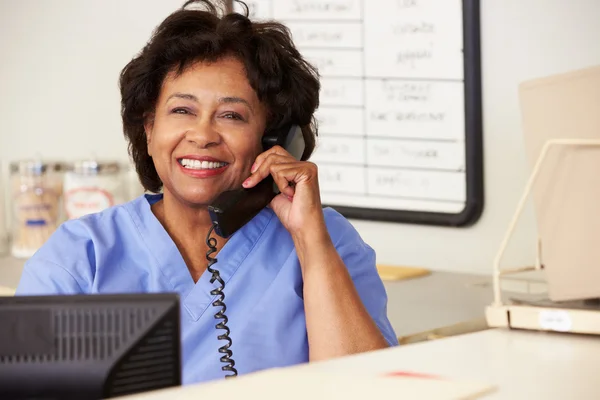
left=322, top=206, right=351, bottom=227
left=33, top=195, right=147, bottom=261
left=321, top=207, right=366, bottom=247
left=53, top=195, right=143, bottom=236
left=263, top=206, right=360, bottom=243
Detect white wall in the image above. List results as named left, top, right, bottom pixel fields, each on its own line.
left=1, top=0, right=599, bottom=274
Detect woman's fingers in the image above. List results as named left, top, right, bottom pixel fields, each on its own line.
left=243, top=145, right=319, bottom=201
left=268, top=165, right=302, bottom=197
left=264, top=163, right=319, bottom=198
left=243, top=153, right=295, bottom=189
left=243, top=158, right=320, bottom=199
left=250, top=145, right=293, bottom=174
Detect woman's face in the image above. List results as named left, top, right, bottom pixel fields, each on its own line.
left=145, top=56, right=267, bottom=207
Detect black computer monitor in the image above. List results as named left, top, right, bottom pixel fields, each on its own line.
left=0, top=293, right=181, bottom=399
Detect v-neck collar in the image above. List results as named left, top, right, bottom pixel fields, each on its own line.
left=126, top=193, right=274, bottom=321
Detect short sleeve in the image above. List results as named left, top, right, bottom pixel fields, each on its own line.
left=16, top=258, right=84, bottom=295
left=324, top=208, right=398, bottom=346
left=15, top=221, right=93, bottom=296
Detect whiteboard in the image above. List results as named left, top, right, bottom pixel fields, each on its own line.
left=234, top=0, right=484, bottom=226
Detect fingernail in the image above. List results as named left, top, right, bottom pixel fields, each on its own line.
left=242, top=179, right=250, bottom=187
left=250, top=163, right=257, bottom=173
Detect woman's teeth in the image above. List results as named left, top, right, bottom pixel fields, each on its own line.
left=180, top=159, right=227, bottom=170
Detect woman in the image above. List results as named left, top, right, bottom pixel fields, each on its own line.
left=15, top=0, right=397, bottom=384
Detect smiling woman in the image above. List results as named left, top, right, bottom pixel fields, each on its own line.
left=14, top=0, right=397, bottom=386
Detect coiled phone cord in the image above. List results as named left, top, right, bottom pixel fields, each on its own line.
left=205, top=223, right=238, bottom=378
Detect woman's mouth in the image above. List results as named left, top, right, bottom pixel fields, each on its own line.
left=176, top=157, right=229, bottom=178
left=178, top=158, right=228, bottom=170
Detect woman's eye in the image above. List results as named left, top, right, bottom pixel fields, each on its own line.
left=171, top=107, right=191, bottom=115
left=222, top=112, right=244, bottom=121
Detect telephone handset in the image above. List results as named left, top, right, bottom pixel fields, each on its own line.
left=208, top=125, right=305, bottom=238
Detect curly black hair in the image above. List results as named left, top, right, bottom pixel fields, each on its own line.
left=119, top=0, right=320, bottom=192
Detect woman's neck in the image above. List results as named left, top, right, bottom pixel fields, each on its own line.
left=151, top=192, right=227, bottom=282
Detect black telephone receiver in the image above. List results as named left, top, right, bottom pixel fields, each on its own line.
left=208, top=125, right=305, bottom=238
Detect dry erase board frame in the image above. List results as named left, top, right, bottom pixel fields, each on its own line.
left=324, top=0, right=483, bottom=227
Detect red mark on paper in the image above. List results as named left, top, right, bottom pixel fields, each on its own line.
left=385, top=371, right=442, bottom=380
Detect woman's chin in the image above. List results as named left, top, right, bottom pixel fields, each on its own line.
left=172, top=190, right=218, bottom=208
left=166, top=184, right=240, bottom=208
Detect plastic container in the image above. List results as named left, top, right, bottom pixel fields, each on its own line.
left=63, top=160, right=125, bottom=219
left=10, top=160, right=65, bottom=259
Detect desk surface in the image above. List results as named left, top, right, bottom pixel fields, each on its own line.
left=119, top=329, right=600, bottom=400
left=0, top=255, right=493, bottom=338
left=383, top=270, right=491, bottom=337
left=300, top=328, right=600, bottom=399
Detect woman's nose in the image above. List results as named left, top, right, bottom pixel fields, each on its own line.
left=185, top=122, right=222, bottom=148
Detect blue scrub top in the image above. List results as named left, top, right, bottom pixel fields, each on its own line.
left=16, top=194, right=397, bottom=384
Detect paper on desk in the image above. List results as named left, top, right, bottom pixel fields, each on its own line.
left=117, top=367, right=495, bottom=400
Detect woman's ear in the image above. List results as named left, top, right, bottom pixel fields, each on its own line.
left=143, top=113, right=154, bottom=156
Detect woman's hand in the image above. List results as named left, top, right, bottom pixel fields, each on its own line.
left=242, top=145, right=327, bottom=240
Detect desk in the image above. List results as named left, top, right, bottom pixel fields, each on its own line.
left=119, top=329, right=600, bottom=399
left=302, top=328, right=600, bottom=399
left=384, top=271, right=492, bottom=341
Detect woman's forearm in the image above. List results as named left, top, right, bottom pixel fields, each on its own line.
left=293, top=228, right=389, bottom=362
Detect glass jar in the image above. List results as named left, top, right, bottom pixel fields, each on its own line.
left=63, top=160, right=124, bottom=219
left=10, top=160, right=65, bottom=259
